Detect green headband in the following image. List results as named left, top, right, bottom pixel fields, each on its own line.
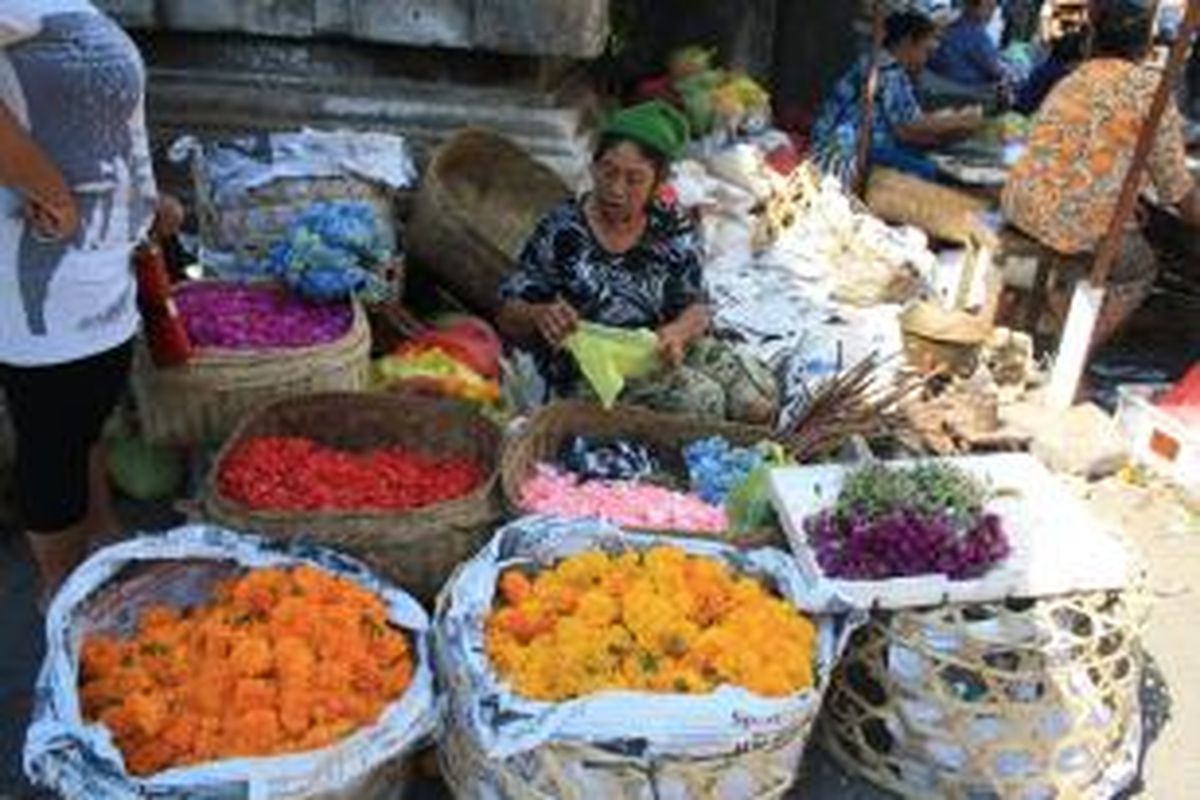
left=601, top=100, right=692, bottom=162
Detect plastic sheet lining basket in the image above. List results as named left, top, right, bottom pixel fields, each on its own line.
left=130, top=284, right=371, bottom=447
left=203, top=392, right=503, bottom=604
left=499, top=400, right=786, bottom=548
left=819, top=590, right=1149, bottom=799
left=406, top=128, right=571, bottom=316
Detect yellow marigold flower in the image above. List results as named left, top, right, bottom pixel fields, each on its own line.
left=484, top=547, right=818, bottom=703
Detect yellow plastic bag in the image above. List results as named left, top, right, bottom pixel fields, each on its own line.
left=563, top=322, right=661, bottom=409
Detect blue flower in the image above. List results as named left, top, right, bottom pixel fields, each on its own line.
left=261, top=200, right=393, bottom=302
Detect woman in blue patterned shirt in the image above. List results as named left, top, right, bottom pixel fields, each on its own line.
left=811, top=11, right=984, bottom=189
left=497, top=102, right=778, bottom=423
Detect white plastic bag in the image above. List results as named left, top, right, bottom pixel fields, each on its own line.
left=24, top=525, right=436, bottom=800
left=433, top=515, right=862, bottom=800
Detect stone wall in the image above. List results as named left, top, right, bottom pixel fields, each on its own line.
left=95, top=0, right=611, bottom=58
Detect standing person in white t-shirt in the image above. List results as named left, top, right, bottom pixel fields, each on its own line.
left=0, top=0, right=161, bottom=605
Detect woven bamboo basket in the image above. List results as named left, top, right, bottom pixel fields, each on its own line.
left=203, top=392, right=503, bottom=604
left=819, top=590, right=1149, bottom=799
left=500, top=401, right=786, bottom=549
left=130, top=283, right=371, bottom=447
left=866, top=167, right=995, bottom=247
left=406, top=128, right=571, bottom=316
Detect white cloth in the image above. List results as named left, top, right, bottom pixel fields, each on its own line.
left=0, top=0, right=153, bottom=366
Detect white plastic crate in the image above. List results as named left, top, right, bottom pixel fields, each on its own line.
left=768, top=453, right=1134, bottom=610
left=1116, top=383, right=1199, bottom=499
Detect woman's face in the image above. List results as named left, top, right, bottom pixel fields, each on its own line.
left=591, top=140, right=659, bottom=222
left=894, top=32, right=939, bottom=75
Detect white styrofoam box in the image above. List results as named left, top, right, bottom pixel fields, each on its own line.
left=1116, top=384, right=1199, bottom=500
left=768, top=453, right=1134, bottom=610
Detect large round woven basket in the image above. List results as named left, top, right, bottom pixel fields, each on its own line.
left=500, top=401, right=786, bottom=549
left=819, top=590, right=1148, bottom=799
left=406, top=128, right=571, bottom=316
left=203, top=392, right=503, bottom=604
left=130, top=283, right=371, bottom=448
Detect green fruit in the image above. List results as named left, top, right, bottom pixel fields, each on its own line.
left=107, top=437, right=185, bottom=502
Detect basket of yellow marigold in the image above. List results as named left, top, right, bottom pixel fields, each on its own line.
left=23, top=525, right=436, bottom=799
left=432, top=515, right=864, bottom=800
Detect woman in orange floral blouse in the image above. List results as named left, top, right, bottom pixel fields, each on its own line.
left=1001, top=0, right=1200, bottom=344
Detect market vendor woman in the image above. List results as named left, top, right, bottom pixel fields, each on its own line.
left=497, top=101, right=778, bottom=424
left=1002, top=0, right=1200, bottom=345
left=811, top=11, right=984, bottom=189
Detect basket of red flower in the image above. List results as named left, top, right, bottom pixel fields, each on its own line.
left=203, top=392, right=502, bottom=603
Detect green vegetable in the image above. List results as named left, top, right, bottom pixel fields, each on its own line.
left=835, top=462, right=986, bottom=527
left=107, top=436, right=185, bottom=502
left=726, top=441, right=792, bottom=535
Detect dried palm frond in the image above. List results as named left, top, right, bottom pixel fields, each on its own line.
left=779, top=351, right=922, bottom=462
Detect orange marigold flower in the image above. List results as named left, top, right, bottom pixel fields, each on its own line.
left=78, top=565, right=414, bottom=773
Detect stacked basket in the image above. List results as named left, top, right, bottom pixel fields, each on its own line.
left=131, top=284, right=371, bottom=447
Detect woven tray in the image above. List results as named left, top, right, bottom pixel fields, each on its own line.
left=130, top=283, right=371, bottom=447
left=500, top=401, right=786, bottom=549
left=820, top=590, right=1148, bottom=798
left=203, top=392, right=502, bottom=604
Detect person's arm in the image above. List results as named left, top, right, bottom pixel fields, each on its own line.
left=883, top=64, right=984, bottom=148
left=895, top=107, right=985, bottom=147
left=1146, top=94, right=1200, bottom=227
left=966, top=26, right=1008, bottom=83
left=497, top=297, right=579, bottom=349
left=656, top=214, right=710, bottom=366
left=495, top=210, right=580, bottom=348
left=657, top=302, right=710, bottom=367
left=1175, top=185, right=1200, bottom=228
left=0, top=102, right=77, bottom=238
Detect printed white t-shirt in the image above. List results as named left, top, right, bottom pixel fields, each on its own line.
left=0, top=0, right=155, bottom=366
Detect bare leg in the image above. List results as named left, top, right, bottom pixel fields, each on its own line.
left=26, top=524, right=88, bottom=611
left=86, top=442, right=121, bottom=548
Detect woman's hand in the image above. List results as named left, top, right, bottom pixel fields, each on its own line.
left=656, top=322, right=689, bottom=368
left=530, top=298, right=579, bottom=347
left=24, top=188, right=78, bottom=242
left=0, top=102, right=79, bottom=240
left=150, top=193, right=184, bottom=243
left=656, top=304, right=710, bottom=368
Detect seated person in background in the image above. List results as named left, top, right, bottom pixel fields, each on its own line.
left=1002, top=0, right=1200, bottom=345
left=926, top=0, right=1014, bottom=108
left=496, top=101, right=778, bottom=424
left=1013, top=30, right=1087, bottom=114
left=811, top=10, right=984, bottom=189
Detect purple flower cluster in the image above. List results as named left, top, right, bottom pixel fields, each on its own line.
left=805, top=507, right=1010, bottom=581
left=176, top=282, right=353, bottom=350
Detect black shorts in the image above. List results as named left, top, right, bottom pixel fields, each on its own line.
left=0, top=340, right=133, bottom=533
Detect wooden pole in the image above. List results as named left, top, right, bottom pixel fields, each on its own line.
left=1046, top=0, right=1200, bottom=409
left=854, top=2, right=886, bottom=198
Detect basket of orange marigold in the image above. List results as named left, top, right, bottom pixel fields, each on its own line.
left=23, top=525, right=435, bottom=799
left=432, top=515, right=863, bottom=800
